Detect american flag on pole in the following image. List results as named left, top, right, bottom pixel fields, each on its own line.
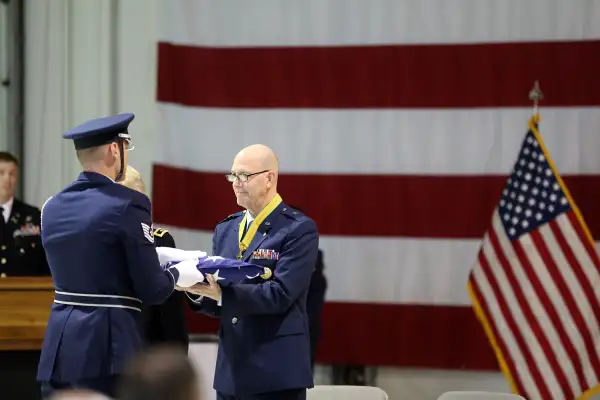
left=468, top=114, right=600, bottom=400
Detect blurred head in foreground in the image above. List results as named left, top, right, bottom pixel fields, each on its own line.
left=47, top=389, right=112, bottom=400
left=117, top=345, right=199, bottom=400
left=120, top=165, right=146, bottom=194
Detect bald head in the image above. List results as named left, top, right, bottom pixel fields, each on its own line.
left=231, top=144, right=279, bottom=215
left=233, top=144, right=279, bottom=174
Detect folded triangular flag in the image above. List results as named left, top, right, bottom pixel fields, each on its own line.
left=166, top=256, right=272, bottom=286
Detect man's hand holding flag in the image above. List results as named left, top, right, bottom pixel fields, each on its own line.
left=155, top=247, right=273, bottom=299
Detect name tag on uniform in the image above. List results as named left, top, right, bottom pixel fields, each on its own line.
left=252, top=249, right=279, bottom=260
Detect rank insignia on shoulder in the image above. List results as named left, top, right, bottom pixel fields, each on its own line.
left=153, top=227, right=168, bottom=237
left=218, top=212, right=243, bottom=225
left=281, top=207, right=303, bottom=220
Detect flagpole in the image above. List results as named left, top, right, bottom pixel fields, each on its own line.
left=528, top=80, right=543, bottom=116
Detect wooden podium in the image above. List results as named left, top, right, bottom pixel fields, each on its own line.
left=0, top=277, right=54, bottom=350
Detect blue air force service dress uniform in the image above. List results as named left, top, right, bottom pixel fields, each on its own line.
left=37, top=114, right=186, bottom=398
left=187, top=195, right=319, bottom=399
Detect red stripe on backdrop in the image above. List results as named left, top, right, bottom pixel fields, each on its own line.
left=157, top=41, right=600, bottom=108
left=152, top=164, right=600, bottom=239
left=185, top=302, right=500, bottom=369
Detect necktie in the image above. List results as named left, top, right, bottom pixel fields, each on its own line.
left=0, top=206, right=5, bottom=243
left=240, top=220, right=249, bottom=241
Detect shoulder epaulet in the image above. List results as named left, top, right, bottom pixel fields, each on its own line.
left=281, top=206, right=304, bottom=220
left=217, top=211, right=243, bottom=225
left=153, top=227, right=168, bottom=237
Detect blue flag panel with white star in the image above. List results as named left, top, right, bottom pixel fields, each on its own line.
left=166, top=256, right=272, bottom=286
left=498, top=129, right=570, bottom=240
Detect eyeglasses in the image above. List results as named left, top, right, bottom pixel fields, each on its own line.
left=118, top=133, right=135, bottom=151
left=123, top=139, right=135, bottom=151
left=225, top=170, right=269, bottom=183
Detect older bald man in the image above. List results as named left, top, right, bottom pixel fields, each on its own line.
left=186, top=144, right=319, bottom=400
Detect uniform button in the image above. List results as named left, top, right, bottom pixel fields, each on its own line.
left=1, top=258, right=6, bottom=264
left=232, top=317, right=238, bottom=324
left=20, top=248, right=25, bottom=254
left=1, top=245, right=5, bottom=250
left=0, top=273, right=6, bottom=278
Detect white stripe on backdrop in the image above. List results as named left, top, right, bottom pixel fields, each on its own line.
left=157, top=225, right=600, bottom=306
left=158, top=0, right=600, bottom=46
left=156, top=104, right=600, bottom=175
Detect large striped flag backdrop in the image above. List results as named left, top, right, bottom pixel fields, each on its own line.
left=153, top=0, right=600, bottom=370
left=469, top=114, right=600, bottom=400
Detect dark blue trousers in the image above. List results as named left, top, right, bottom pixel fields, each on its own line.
left=217, top=388, right=306, bottom=400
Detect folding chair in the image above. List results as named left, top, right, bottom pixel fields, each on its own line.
left=307, top=385, right=388, bottom=400
left=437, top=391, right=527, bottom=400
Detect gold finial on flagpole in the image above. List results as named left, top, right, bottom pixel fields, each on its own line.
left=529, top=80, right=543, bottom=116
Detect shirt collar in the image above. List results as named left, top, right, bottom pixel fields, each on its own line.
left=1, top=197, right=14, bottom=212
left=246, top=210, right=254, bottom=226
left=0, top=197, right=14, bottom=221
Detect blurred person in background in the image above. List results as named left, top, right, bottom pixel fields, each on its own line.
left=0, top=151, right=49, bottom=277
left=120, top=165, right=189, bottom=354
left=287, top=205, right=327, bottom=373
left=117, top=345, right=200, bottom=400
left=308, top=249, right=327, bottom=371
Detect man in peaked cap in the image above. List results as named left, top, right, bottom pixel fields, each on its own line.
left=63, top=113, right=134, bottom=181
left=37, top=113, right=205, bottom=399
